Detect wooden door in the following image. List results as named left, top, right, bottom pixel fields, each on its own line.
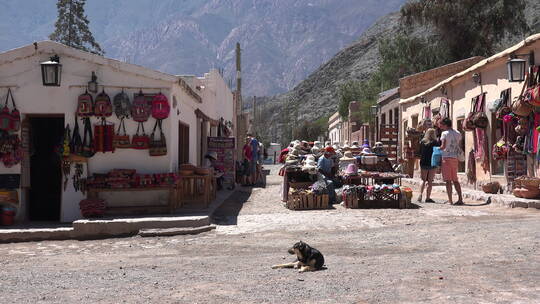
left=178, top=122, right=190, bottom=165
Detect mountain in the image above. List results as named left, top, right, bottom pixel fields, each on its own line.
left=259, top=0, right=540, bottom=144
left=0, top=0, right=407, bottom=96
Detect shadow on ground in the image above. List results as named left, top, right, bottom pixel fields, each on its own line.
left=212, top=187, right=253, bottom=225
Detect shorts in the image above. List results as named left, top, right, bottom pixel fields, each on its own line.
left=241, top=160, right=250, bottom=176
left=250, top=159, right=257, bottom=174
left=441, top=157, right=458, bottom=182
left=421, top=168, right=436, bottom=182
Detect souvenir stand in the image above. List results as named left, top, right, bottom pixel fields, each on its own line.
left=281, top=153, right=330, bottom=210
left=341, top=151, right=410, bottom=209
left=0, top=88, right=23, bottom=225
left=72, top=88, right=181, bottom=216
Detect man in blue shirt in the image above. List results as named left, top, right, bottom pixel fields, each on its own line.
left=317, top=149, right=334, bottom=178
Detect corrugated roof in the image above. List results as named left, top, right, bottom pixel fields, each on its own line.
left=399, top=33, right=540, bottom=105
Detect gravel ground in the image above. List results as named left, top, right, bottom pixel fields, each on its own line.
left=1, top=165, right=539, bottom=303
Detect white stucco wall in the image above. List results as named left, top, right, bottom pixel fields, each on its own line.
left=0, top=41, right=234, bottom=222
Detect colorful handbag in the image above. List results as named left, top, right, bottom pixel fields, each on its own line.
left=149, top=120, right=167, bottom=156
left=94, top=90, right=113, bottom=118
left=151, top=93, right=170, bottom=120
left=131, top=122, right=149, bottom=150
left=512, top=72, right=533, bottom=117
left=472, top=93, right=489, bottom=129
left=113, top=118, right=131, bottom=149
left=80, top=117, right=95, bottom=158
left=77, top=91, right=94, bottom=117
left=94, top=120, right=115, bottom=153
left=132, top=91, right=151, bottom=122
left=6, top=89, right=20, bottom=132
left=70, top=117, right=83, bottom=155
left=0, top=88, right=17, bottom=131
left=462, top=96, right=477, bottom=131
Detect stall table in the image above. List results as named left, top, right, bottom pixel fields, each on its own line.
left=87, top=185, right=178, bottom=215
left=177, top=174, right=215, bottom=208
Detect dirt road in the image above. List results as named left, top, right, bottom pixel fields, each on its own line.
left=1, top=166, right=539, bottom=303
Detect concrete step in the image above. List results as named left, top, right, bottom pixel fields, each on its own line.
left=139, top=225, right=216, bottom=237
left=0, top=227, right=75, bottom=243
left=72, top=215, right=211, bottom=239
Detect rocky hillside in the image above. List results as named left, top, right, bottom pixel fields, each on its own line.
left=0, top=0, right=407, bottom=97
left=260, top=0, right=540, bottom=144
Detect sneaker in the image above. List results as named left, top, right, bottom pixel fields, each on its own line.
left=454, top=200, right=464, bottom=205
left=425, top=198, right=435, bottom=203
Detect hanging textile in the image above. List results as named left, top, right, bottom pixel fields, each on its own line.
left=467, top=149, right=476, bottom=184
left=533, top=113, right=540, bottom=153
left=474, top=93, right=487, bottom=160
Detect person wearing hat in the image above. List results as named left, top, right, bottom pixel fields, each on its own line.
left=351, top=141, right=360, bottom=149
left=318, top=148, right=334, bottom=178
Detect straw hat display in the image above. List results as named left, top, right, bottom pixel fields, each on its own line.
left=302, top=159, right=318, bottom=175
left=285, top=154, right=300, bottom=166
left=340, top=151, right=356, bottom=161
left=351, top=141, right=360, bottom=149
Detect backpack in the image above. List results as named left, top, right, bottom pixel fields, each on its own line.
left=77, top=91, right=94, bottom=117
left=151, top=93, right=170, bottom=120
left=113, top=90, right=132, bottom=119
left=132, top=91, right=151, bottom=122
left=94, top=90, right=113, bottom=118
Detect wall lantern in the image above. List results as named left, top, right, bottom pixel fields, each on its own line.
left=40, top=55, right=62, bottom=86
left=88, top=71, right=98, bottom=93
left=370, top=105, right=379, bottom=116
left=507, top=51, right=535, bottom=82
left=472, top=72, right=482, bottom=84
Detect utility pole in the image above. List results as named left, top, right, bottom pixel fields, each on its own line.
left=253, top=96, right=257, bottom=136
left=235, top=42, right=243, bottom=160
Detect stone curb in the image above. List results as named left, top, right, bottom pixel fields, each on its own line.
left=0, top=188, right=237, bottom=243
left=403, top=178, right=540, bottom=210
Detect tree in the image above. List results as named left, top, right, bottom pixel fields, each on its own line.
left=49, top=0, right=104, bottom=55
left=401, top=0, right=529, bottom=60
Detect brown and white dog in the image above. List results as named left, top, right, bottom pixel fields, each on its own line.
left=271, top=241, right=325, bottom=272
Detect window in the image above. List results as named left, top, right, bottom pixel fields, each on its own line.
left=381, top=113, right=386, bottom=125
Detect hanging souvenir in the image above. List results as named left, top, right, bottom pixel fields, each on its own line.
left=94, top=119, right=115, bottom=153
left=70, top=117, right=83, bottom=155
left=131, top=123, right=149, bottom=150
left=132, top=90, right=151, bottom=122
left=113, top=89, right=132, bottom=119
left=149, top=120, right=167, bottom=156
left=94, top=89, right=113, bottom=118
left=151, top=93, right=170, bottom=120
left=81, top=117, right=95, bottom=158
left=113, top=118, right=131, bottom=149
left=77, top=90, right=94, bottom=117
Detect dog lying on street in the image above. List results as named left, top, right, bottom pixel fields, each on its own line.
left=271, top=241, right=325, bottom=272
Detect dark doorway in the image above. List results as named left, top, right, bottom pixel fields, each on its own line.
left=178, top=122, right=190, bottom=165
left=29, top=116, right=64, bottom=221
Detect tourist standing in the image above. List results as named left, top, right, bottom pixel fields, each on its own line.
left=250, top=135, right=260, bottom=186
left=439, top=118, right=463, bottom=205
left=418, top=128, right=439, bottom=203
left=242, top=137, right=253, bottom=186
